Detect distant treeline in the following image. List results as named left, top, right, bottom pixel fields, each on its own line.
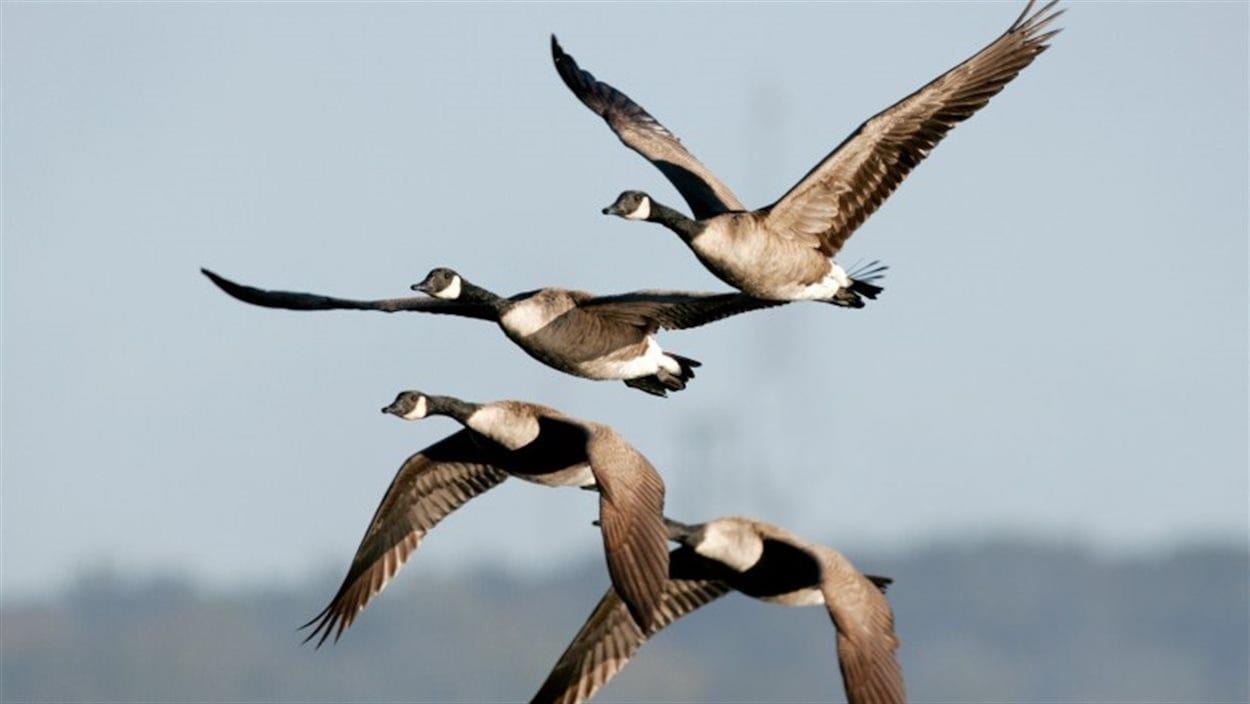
left=3, top=539, right=1247, bottom=703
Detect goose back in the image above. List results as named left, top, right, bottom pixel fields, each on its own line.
left=461, top=403, right=595, bottom=487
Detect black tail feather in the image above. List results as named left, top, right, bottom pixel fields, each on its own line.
left=830, top=260, right=888, bottom=307
left=623, top=353, right=701, bottom=397
left=866, top=574, right=893, bottom=593
left=624, top=376, right=671, bottom=397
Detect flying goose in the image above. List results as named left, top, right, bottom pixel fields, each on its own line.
left=202, top=267, right=782, bottom=397
left=531, top=516, right=903, bottom=704
left=301, top=391, right=670, bottom=647
left=553, top=0, right=1062, bottom=306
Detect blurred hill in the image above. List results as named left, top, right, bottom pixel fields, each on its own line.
left=3, top=539, right=1246, bottom=703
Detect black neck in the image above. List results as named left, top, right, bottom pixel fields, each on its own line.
left=663, top=517, right=699, bottom=543
left=458, top=281, right=508, bottom=312
left=427, top=395, right=480, bottom=424
left=647, top=201, right=702, bottom=242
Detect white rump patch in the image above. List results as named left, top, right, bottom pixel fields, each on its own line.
left=624, top=196, right=652, bottom=221
left=431, top=275, right=462, bottom=300
left=402, top=395, right=428, bottom=420
left=796, top=263, right=851, bottom=301
left=694, top=522, right=764, bottom=572
left=606, top=337, right=676, bottom=380
left=466, top=405, right=541, bottom=450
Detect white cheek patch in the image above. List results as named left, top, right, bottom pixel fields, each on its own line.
left=402, top=396, right=428, bottom=420
left=466, top=406, right=541, bottom=450
left=432, top=275, right=462, bottom=300
left=624, top=197, right=651, bottom=221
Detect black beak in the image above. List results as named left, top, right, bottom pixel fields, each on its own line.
left=601, top=204, right=618, bottom=216
left=411, top=279, right=433, bottom=294
left=381, top=402, right=403, bottom=415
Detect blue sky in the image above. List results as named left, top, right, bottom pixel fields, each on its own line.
left=3, top=1, right=1246, bottom=598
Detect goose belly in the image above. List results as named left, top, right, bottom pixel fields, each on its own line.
left=692, top=222, right=830, bottom=299
left=515, top=462, right=596, bottom=488
left=501, top=303, right=652, bottom=380
left=758, top=587, right=826, bottom=607
left=574, top=337, right=673, bottom=380
left=511, top=322, right=669, bottom=381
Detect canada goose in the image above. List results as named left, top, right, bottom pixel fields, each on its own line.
left=301, top=391, right=670, bottom=647
left=531, top=516, right=903, bottom=704
left=553, top=0, right=1062, bottom=306
left=202, top=267, right=782, bottom=397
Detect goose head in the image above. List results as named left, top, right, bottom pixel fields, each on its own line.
left=383, top=390, right=481, bottom=425
left=602, top=191, right=652, bottom=221
left=382, top=390, right=430, bottom=421
left=412, top=267, right=464, bottom=300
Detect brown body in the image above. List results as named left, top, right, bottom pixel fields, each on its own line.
left=301, top=397, right=671, bottom=646
left=556, top=0, right=1063, bottom=303
left=531, top=516, right=904, bottom=704
left=202, top=268, right=783, bottom=396
left=690, top=214, right=834, bottom=299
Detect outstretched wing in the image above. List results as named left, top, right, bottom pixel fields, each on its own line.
left=301, top=431, right=509, bottom=647
left=581, top=291, right=786, bottom=332
left=201, top=268, right=499, bottom=320
left=552, top=36, right=745, bottom=220
left=583, top=427, right=670, bottom=632
left=764, top=0, right=1063, bottom=256
left=821, top=554, right=906, bottom=704
left=530, top=548, right=731, bottom=704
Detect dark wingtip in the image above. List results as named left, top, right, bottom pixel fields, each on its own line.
left=549, top=33, right=589, bottom=98
left=201, top=267, right=237, bottom=292
left=199, top=267, right=259, bottom=303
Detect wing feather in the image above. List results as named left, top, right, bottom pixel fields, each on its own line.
left=586, top=429, right=670, bottom=632
left=820, top=553, right=906, bottom=704
left=551, top=36, right=745, bottom=219
left=300, top=431, right=509, bottom=647
left=530, top=549, right=731, bottom=704
left=581, top=291, right=786, bottom=332
left=764, top=0, right=1063, bottom=256
left=201, top=268, right=499, bottom=320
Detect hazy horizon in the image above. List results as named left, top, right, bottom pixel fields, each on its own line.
left=4, top=539, right=1247, bottom=703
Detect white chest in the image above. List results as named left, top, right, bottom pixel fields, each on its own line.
left=500, top=300, right=564, bottom=338
left=465, top=406, right=541, bottom=450
left=693, top=523, right=765, bottom=572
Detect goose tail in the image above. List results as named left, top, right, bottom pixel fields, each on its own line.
left=866, top=574, right=894, bottom=593
left=831, top=260, right=888, bottom=308
left=623, top=354, right=701, bottom=397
